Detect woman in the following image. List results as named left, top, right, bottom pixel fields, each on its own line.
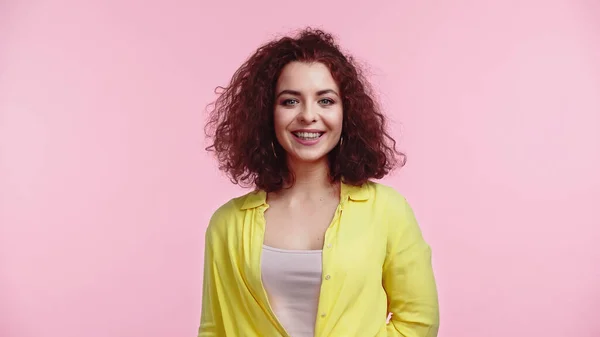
left=199, top=28, right=439, bottom=337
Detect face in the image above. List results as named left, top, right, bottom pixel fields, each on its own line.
left=273, top=62, right=343, bottom=165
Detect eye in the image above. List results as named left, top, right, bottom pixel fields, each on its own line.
left=282, top=99, right=299, bottom=106
left=319, top=98, right=335, bottom=105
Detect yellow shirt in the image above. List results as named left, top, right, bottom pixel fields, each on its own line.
left=199, top=181, right=439, bottom=337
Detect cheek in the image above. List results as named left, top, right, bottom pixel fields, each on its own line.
left=274, top=106, right=299, bottom=122
left=272, top=109, right=283, bottom=126
left=326, top=109, right=344, bottom=132
left=272, top=109, right=291, bottom=137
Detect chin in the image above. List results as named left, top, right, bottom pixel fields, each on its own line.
left=281, top=136, right=335, bottom=164
left=289, top=149, right=331, bottom=164
left=296, top=155, right=327, bottom=164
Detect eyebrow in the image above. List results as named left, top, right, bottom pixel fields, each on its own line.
left=276, top=89, right=340, bottom=98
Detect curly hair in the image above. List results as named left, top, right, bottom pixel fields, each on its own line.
left=205, top=28, right=405, bottom=192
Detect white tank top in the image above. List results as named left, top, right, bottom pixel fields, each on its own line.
left=261, top=245, right=323, bottom=337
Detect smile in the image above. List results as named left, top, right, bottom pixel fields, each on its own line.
left=292, top=131, right=324, bottom=140
left=291, top=131, right=325, bottom=146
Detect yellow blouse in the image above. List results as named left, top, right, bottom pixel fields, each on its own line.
left=198, top=181, right=439, bottom=337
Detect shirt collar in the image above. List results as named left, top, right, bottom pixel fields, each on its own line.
left=240, top=180, right=370, bottom=210
left=240, top=189, right=267, bottom=210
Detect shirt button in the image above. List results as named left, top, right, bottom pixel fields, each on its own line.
left=326, top=243, right=332, bottom=248
left=325, top=275, right=331, bottom=280
left=321, top=313, right=326, bottom=318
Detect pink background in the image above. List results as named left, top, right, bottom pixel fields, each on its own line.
left=2, top=0, right=599, bottom=336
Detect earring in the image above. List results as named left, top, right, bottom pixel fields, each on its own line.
left=339, top=136, right=344, bottom=146
left=271, top=141, right=278, bottom=158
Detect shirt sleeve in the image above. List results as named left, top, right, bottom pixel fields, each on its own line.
left=198, top=217, right=225, bottom=337
left=383, top=192, right=440, bottom=337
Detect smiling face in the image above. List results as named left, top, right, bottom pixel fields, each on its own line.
left=273, top=62, right=343, bottom=166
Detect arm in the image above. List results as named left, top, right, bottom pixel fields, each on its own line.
left=383, top=193, right=439, bottom=337
left=198, top=221, right=225, bottom=337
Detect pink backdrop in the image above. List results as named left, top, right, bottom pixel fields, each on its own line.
left=1, top=1, right=599, bottom=336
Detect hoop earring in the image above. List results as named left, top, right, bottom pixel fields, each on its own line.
left=271, top=141, right=278, bottom=158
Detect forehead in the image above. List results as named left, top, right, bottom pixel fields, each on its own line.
left=276, top=62, right=339, bottom=91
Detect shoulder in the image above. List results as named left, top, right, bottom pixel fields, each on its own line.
left=205, top=190, right=259, bottom=240
left=366, top=181, right=410, bottom=207
left=365, top=181, right=418, bottom=229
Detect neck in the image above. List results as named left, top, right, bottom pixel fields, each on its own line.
left=278, top=156, right=339, bottom=202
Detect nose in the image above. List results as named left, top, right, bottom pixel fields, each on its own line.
left=298, top=102, right=317, bottom=123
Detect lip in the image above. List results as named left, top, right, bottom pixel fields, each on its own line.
left=292, top=129, right=325, bottom=133
left=291, top=130, right=325, bottom=146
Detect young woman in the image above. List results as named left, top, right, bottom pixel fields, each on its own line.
left=199, top=28, right=439, bottom=337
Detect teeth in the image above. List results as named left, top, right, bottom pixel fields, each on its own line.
left=294, top=132, right=321, bottom=139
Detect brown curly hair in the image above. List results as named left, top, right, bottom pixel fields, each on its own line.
left=205, top=28, right=405, bottom=192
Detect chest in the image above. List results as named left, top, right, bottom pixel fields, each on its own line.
left=263, top=201, right=339, bottom=250
left=229, top=200, right=390, bottom=337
